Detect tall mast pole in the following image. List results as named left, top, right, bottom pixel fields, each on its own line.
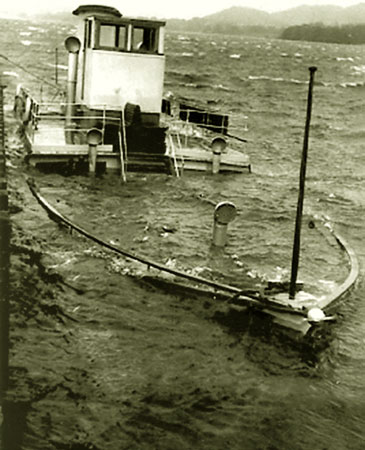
left=289, top=66, right=317, bottom=299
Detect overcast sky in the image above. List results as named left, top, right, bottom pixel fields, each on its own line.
left=1, top=0, right=363, bottom=19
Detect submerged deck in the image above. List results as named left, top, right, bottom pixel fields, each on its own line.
left=175, top=147, right=250, bottom=172
left=27, top=116, right=251, bottom=174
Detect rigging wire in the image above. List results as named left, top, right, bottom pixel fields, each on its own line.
left=0, top=53, right=63, bottom=92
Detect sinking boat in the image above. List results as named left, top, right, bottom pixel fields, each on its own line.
left=13, top=4, right=250, bottom=176
left=10, top=6, right=358, bottom=337
left=27, top=178, right=358, bottom=336
left=24, top=65, right=359, bottom=337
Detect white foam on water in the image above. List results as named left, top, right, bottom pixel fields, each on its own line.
left=352, top=65, right=365, bottom=74
left=336, top=57, right=354, bottom=62
left=3, top=71, right=19, bottom=77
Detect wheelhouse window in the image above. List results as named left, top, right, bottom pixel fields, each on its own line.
left=118, top=27, right=126, bottom=50
left=99, top=24, right=116, bottom=47
left=92, top=20, right=163, bottom=54
left=97, top=23, right=127, bottom=50
left=132, top=27, right=157, bottom=52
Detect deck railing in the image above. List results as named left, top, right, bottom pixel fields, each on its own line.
left=163, top=104, right=249, bottom=151
left=15, top=86, right=123, bottom=147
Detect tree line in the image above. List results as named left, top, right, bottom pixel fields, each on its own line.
left=281, top=23, right=365, bottom=44
left=166, top=19, right=281, bottom=38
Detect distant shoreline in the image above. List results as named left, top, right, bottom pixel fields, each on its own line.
left=281, top=24, right=365, bottom=45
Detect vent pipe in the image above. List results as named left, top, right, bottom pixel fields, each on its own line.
left=212, top=202, right=237, bottom=247
left=64, top=36, right=81, bottom=143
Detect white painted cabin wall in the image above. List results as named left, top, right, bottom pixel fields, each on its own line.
left=76, top=49, right=165, bottom=113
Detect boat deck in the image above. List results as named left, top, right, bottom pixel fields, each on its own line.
left=33, top=117, right=68, bottom=146
left=175, top=146, right=250, bottom=172
left=27, top=116, right=251, bottom=174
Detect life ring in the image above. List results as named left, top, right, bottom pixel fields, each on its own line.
left=22, top=96, right=32, bottom=124
left=13, top=96, right=25, bottom=121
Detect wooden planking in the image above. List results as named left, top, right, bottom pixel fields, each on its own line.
left=176, top=159, right=247, bottom=173
left=32, top=144, right=114, bottom=154
left=29, top=152, right=248, bottom=173
left=33, top=119, right=67, bottom=145
left=176, top=147, right=250, bottom=166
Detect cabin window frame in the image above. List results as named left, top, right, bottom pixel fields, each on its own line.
left=92, top=19, right=164, bottom=55
left=84, top=18, right=93, bottom=48
left=99, top=23, right=117, bottom=48
left=118, top=26, right=127, bottom=50
left=94, top=20, right=128, bottom=51
left=81, top=19, right=93, bottom=99
left=131, top=25, right=158, bottom=53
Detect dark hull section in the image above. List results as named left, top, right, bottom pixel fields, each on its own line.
left=74, top=105, right=167, bottom=155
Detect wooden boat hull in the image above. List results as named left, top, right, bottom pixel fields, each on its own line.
left=27, top=180, right=359, bottom=336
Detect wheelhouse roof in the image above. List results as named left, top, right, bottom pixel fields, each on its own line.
left=73, top=5, right=166, bottom=27
left=73, top=5, right=122, bottom=18
left=93, top=16, right=166, bottom=27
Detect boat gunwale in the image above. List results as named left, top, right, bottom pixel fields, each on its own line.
left=27, top=179, right=359, bottom=330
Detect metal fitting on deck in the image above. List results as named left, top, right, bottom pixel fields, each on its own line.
left=212, top=201, right=237, bottom=247
left=211, top=137, right=227, bottom=174
left=87, top=128, right=102, bottom=174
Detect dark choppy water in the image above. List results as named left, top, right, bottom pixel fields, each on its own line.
left=1, top=19, right=365, bottom=449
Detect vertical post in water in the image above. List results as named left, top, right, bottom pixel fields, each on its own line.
left=55, top=47, right=58, bottom=85
left=87, top=128, right=102, bottom=176
left=289, top=66, right=317, bottom=300
left=0, top=80, right=10, bottom=409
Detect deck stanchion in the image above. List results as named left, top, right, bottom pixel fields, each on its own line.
left=87, top=128, right=102, bottom=175
left=118, top=131, right=127, bottom=182
left=211, top=137, right=226, bottom=174
left=120, top=109, right=127, bottom=182
left=168, top=134, right=180, bottom=177
left=289, top=66, right=317, bottom=299
left=184, top=110, right=189, bottom=148
left=212, top=202, right=237, bottom=247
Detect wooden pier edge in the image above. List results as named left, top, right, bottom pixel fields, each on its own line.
left=0, top=81, right=10, bottom=420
